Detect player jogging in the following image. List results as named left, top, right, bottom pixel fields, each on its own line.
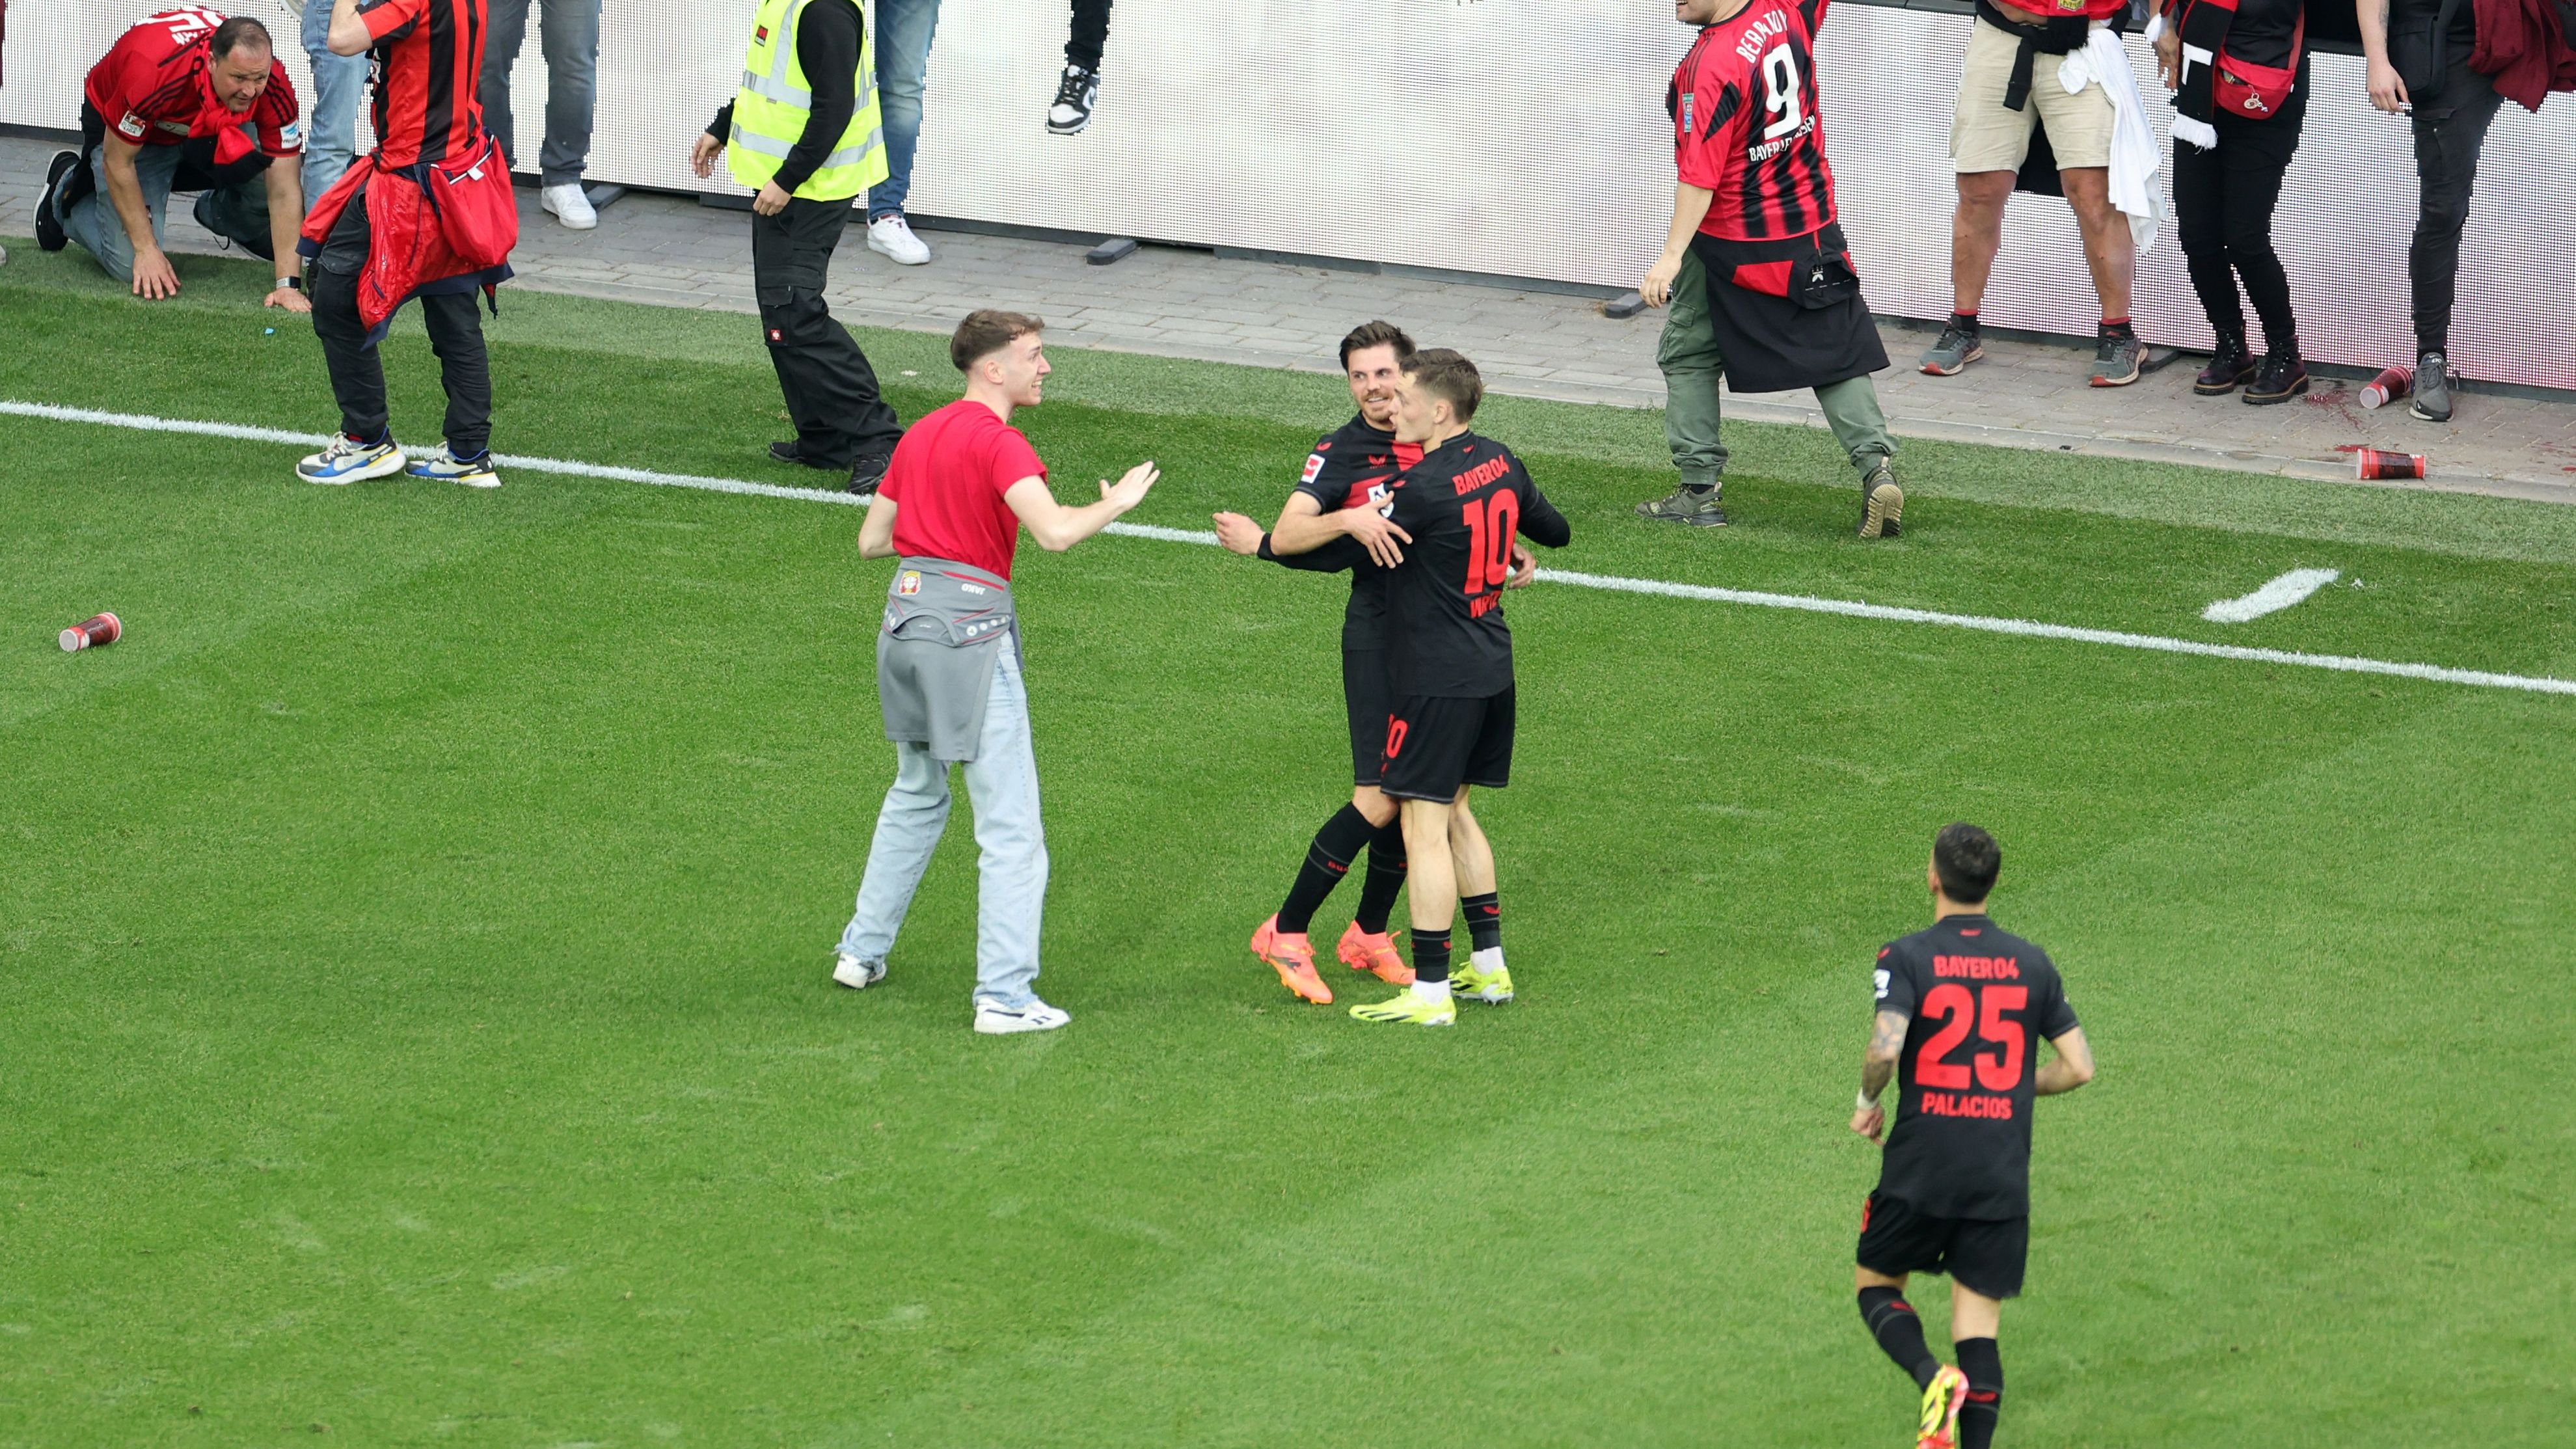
left=1212, top=323, right=1530, bottom=1005
left=1850, top=824, right=2095, bottom=1449
left=1346, top=350, right=1569, bottom=1027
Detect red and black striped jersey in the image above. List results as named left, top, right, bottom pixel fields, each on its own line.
left=1668, top=0, right=1839, bottom=241
left=357, top=0, right=487, bottom=168
left=83, top=8, right=303, bottom=157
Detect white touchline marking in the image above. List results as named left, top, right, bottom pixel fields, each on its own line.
left=2203, top=568, right=2341, bottom=624
left=10, top=399, right=2574, bottom=699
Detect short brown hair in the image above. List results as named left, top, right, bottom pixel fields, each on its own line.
left=951, top=310, right=1044, bottom=372
left=211, top=16, right=274, bottom=62
left=1338, top=320, right=1415, bottom=369
left=1403, top=347, right=1483, bottom=423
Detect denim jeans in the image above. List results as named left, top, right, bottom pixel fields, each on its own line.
left=867, top=0, right=942, bottom=218
left=839, top=647, right=1050, bottom=1008
left=299, top=0, right=370, bottom=209
left=479, top=0, right=600, bottom=185
left=60, top=139, right=270, bottom=282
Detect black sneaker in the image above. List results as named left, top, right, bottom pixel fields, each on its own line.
left=2089, top=327, right=2144, bottom=388
left=2242, top=352, right=2309, bottom=406
left=2193, top=335, right=2256, bottom=396
left=849, top=453, right=893, bottom=495
left=1046, top=65, right=1099, bottom=135
left=2410, top=351, right=2454, bottom=422
left=34, top=150, right=79, bottom=253
left=768, top=439, right=845, bottom=470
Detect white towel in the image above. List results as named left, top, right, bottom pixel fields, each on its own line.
left=2057, top=30, right=2162, bottom=254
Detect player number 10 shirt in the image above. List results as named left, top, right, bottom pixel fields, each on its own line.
left=1873, top=914, right=2080, bottom=1220
left=1669, top=0, right=1839, bottom=241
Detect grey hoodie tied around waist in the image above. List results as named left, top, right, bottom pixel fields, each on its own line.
left=876, top=557, right=1022, bottom=762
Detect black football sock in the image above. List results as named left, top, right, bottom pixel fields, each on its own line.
left=1411, top=927, right=1452, bottom=985
left=1353, top=817, right=1408, bottom=936
left=1949, top=308, right=1981, bottom=332
left=1463, top=892, right=1502, bottom=953
left=1277, top=804, right=1375, bottom=935
left=1857, top=1288, right=1940, bottom=1390
left=1954, top=1336, right=2002, bottom=1449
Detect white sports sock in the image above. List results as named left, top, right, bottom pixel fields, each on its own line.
left=1471, top=946, right=1506, bottom=974
left=1414, top=979, right=1452, bottom=1004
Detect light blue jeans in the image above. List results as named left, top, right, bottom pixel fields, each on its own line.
left=839, top=648, right=1049, bottom=1008
left=479, top=0, right=601, bottom=185
left=60, top=140, right=270, bottom=282
left=299, top=0, right=371, bottom=209
left=866, top=0, right=942, bottom=219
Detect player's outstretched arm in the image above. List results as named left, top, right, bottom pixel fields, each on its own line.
left=1271, top=494, right=1411, bottom=569
left=2035, top=1026, right=2096, bottom=1096
left=856, top=494, right=899, bottom=560
left=1005, top=464, right=1158, bottom=552
left=1518, top=484, right=1575, bottom=550
left=1852, top=1009, right=1909, bottom=1143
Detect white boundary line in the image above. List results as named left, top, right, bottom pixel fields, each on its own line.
left=9, top=398, right=2572, bottom=699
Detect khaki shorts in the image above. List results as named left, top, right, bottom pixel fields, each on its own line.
left=1949, top=16, right=2116, bottom=173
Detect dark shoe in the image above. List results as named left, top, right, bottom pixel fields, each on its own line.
left=768, top=439, right=846, bottom=470
left=34, top=150, right=78, bottom=253
left=2409, top=352, right=2454, bottom=422
left=849, top=454, right=893, bottom=495
left=1636, top=483, right=1728, bottom=527
left=2193, top=334, right=2256, bottom=396
left=2089, top=328, right=2144, bottom=388
left=191, top=191, right=275, bottom=261
left=1046, top=65, right=1100, bottom=135
left=1858, top=461, right=1904, bottom=540
left=2242, top=352, right=2309, bottom=406
left=1918, top=321, right=1983, bottom=376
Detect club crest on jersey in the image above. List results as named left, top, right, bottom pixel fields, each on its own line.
left=898, top=571, right=921, bottom=596
left=1299, top=453, right=1325, bottom=485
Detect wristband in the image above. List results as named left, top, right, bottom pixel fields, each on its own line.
left=1856, top=1090, right=1879, bottom=1112
left=275, top=275, right=302, bottom=292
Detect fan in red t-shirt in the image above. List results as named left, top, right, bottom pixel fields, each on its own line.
left=835, top=311, right=1158, bottom=1036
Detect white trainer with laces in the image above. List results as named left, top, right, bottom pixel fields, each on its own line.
left=867, top=214, right=930, bottom=265
left=973, top=997, right=1071, bottom=1035
left=408, top=446, right=502, bottom=489
left=541, top=183, right=597, bottom=230
left=297, top=433, right=407, bottom=485
left=832, top=952, right=888, bottom=990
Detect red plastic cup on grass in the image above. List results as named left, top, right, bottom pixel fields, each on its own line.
left=59, top=612, right=122, bottom=653
left=2359, top=366, right=2413, bottom=410
left=2355, top=448, right=2426, bottom=481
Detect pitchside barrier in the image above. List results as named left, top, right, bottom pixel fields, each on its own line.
left=5, top=0, right=2571, bottom=388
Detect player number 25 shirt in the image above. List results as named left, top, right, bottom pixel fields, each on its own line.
left=1873, top=914, right=2080, bottom=1220
left=1669, top=0, right=1838, bottom=241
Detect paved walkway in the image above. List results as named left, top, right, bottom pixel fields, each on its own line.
left=7, top=133, right=2572, bottom=505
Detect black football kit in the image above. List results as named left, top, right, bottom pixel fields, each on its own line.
left=1856, top=914, right=2079, bottom=1299
left=1258, top=414, right=1423, bottom=785
left=1375, top=431, right=1571, bottom=802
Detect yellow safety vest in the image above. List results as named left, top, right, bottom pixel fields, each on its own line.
left=728, top=0, right=888, bottom=202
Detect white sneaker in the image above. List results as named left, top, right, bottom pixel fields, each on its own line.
left=973, top=997, right=1070, bottom=1035
left=832, top=951, right=888, bottom=990
left=407, top=445, right=502, bottom=489
left=541, top=182, right=597, bottom=230
left=866, top=213, right=930, bottom=265
left=1046, top=65, right=1099, bottom=134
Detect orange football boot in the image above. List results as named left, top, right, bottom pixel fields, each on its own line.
left=1336, top=921, right=1415, bottom=986
left=1250, top=915, right=1332, bottom=1003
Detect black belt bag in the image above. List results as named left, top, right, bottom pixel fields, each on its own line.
left=1719, top=224, right=1862, bottom=311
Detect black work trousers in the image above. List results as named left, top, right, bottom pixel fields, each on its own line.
left=2392, top=40, right=2504, bottom=354
left=2171, top=61, right=2307, bottom=357
left=310, top=186, right=494, bottom=455
left=753, top=197, right=902, bottom=470
left=1066, top=0, right=1111, bottom=70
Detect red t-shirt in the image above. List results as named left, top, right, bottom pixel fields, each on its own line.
left=1991, top=0, right=2127, bottom=21
left=1669, top=0, right=1839, bottom=241
left=881, top=399, right=1048, bottom=581
left=85, top=8, right=303, bottom=157
left=358, top=0, right=486, bottom=167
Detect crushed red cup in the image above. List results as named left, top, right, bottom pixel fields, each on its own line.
left=59, top=612, right=122, bottom=653
left=2354, top=448, right=2426, bottom=481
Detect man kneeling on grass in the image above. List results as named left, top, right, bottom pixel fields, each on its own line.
left=830, top=310, right=1159, bottom=1035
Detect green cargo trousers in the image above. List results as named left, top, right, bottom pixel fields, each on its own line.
left=1657, top=249, right=1897, bottom=489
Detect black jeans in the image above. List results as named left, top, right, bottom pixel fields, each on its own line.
left=752, top=197, right=902, bottom=468
left=2170, top=61, right=2307, bottom=357
left=2391, top=36, right=2504, bottom=354
left=1067, top=0, right=1111, bottom=70
left=310, top=186, right=494, bottom=455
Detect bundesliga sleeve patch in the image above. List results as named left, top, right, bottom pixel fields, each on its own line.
left=1874, top=968, right=1891, bottom=1000
left=1299, top=453, right=1325, bottom=485
left=118, top=113, right=148, bottom=139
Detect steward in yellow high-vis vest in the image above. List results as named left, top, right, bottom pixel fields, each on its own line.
left=693, top=0, right=904, bottom=487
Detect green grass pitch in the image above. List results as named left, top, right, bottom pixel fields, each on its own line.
left=2, top=248, right=2572, bottom=1446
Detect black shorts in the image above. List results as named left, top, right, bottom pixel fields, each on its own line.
left=1344, top=649, right=1392, bottom=787
left=1854, top=1191, right=2027, bottom=1300
left=1379, top=688, right=1514, bottom=803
